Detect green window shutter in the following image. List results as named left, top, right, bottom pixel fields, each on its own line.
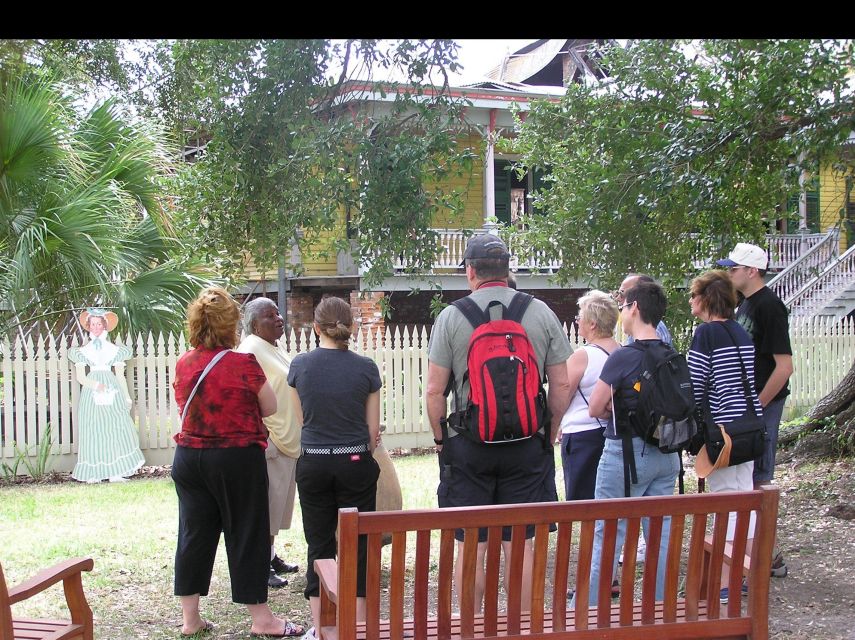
left=493, top=160, right=512, bottom=224
left=787, top=189, right=820, bottom=232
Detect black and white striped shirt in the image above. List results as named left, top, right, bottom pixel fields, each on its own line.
left=688, top=320, right=763, bottom=424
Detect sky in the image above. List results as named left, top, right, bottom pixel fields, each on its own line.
left=449, top=40, right=537, bottom=84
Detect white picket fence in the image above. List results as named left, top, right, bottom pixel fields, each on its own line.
left=2, top=317, right=853, bottom=473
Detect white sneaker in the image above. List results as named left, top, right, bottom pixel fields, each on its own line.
left=301, top=627, right=316, bottom=640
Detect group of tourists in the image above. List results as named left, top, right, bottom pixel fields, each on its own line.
left=426, top=235, right=792, bottom=612
left=170, top=292, right=379, bottom=638
left=152, top=233, right=791, bottom=637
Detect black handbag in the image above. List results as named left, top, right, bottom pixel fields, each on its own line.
left=697, top=322, right=767, bottom=470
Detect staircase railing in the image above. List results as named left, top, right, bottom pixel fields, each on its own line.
left=788, top=243, right=855, bottom=318
left=767, top=227, right=840, bottom=302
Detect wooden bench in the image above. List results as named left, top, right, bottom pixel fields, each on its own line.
left=1, top=557, right=94, bottom=640
left=316, top=486, right=779, bottom=640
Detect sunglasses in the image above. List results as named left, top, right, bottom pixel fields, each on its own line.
left=618, top=301, right=635, bottom=311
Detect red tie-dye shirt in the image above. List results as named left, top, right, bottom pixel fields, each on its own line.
left=173, top=347, right=269, bottom=449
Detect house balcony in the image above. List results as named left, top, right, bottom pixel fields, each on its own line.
left=390, top=228, right=827, bottom=274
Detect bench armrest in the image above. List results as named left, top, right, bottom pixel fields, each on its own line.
left=703, top=536, right=751, bottom=573
left=316, top=558, right=338, bottom=605
left=7, top=557, right=94, bottom=605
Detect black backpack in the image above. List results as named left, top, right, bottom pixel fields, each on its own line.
left=615, top=340, right=698, bottom=495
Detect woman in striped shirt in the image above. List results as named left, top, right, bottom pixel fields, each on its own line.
left=687, top=270, right=763, bottom=602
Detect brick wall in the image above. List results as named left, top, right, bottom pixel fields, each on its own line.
left=386, top=287, right=588, bottom=330
left=285, top=292, right=315, bottom=333
left=350, top=291, right=385, bottom=334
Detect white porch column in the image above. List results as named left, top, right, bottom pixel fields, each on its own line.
left=483, top=108, right=497, bottom=224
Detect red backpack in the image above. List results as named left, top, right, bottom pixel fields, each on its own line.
left=447, top=292, right=550, bottom=443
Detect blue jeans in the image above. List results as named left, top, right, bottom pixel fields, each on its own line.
left=581, top=437, right=679, bottom=607
left=754, top=397, right=785, bottom=484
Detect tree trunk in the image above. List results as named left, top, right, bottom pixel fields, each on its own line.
left=808, top=362, right=855, bottom=421
left=779, top=362, right=855, bottom=447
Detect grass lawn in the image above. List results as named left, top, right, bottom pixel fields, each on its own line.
left=0, top=451, right=472, bottom=639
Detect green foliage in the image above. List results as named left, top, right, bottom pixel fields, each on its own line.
left=0, top=424, right=53, bottom=481
left=0, top=70, right=219, bottom=334
left=160, top=39, right=473, bottom=287
left=513, top=39, right=855, bottom=301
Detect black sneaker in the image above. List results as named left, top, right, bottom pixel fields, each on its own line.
left=268, top=569, right=288, bottom=589
left=771, top=549, right=788, bottom=578
left=271, top=555, right=299, bottom=574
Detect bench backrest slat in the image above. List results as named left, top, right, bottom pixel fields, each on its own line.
left=705, top=512, right=730, bottom=619
left=727, top=511, right=752, bottom=619
left=483, top=528, right=502, bottom=636
left=551, top=522, right=573, bottom=632
left=663, top=514, right=686, bottom=623
left=365, top=533, right=383, bottom=640
left=390, top=532, right=407, bottom=640
left=414, top=529, right=431, bottom=639
left=437, top=529, right=454, bottom=640
left=530, top=523, right=551, bottom=633
left=640, top=514, right=665, bottom=624
left=618, top=517, right=641, bottom=625
left=337, top=510, right=359, bottom=640
left=685, top=512, right=709, bottom=621
left=506, top=524, right=527, bottom=634
left=597, top=518, right=618, bottom=626
left=573, top=519, right=595, bottom=631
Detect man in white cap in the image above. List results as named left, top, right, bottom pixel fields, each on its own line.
left=717, top=242, right=792, bottom=578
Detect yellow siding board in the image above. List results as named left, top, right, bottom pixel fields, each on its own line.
left=301, top=224, right=342, bottom=276
left=819, top=160, right=853, bottom=252
left=428, top=133, right=485, bottom=230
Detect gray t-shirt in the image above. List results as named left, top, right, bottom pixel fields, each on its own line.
left=428, top=286, right=573, bottom=400
left=287, top=347, right=382, bottom=448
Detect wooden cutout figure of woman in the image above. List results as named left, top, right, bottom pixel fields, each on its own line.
left=68, top=308, right=145, bottom=483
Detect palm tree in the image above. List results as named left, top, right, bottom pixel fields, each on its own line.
left=0, top=72, right=216, bottom=337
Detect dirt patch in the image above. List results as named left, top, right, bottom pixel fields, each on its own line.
left=766, top=459, right=855, bottom=640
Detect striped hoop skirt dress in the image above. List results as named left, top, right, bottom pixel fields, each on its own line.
left=69, top=344, right=145, bottom=482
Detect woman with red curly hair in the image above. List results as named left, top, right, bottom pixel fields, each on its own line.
left=171, top=287, right=304, bottom=637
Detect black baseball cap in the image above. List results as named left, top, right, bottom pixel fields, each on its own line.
left=460, top=234, right=510, bottom=265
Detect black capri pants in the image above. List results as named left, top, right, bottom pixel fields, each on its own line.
left=172, top=445, right=270, bottom=604
left=296, top=450, right=380, bottom=599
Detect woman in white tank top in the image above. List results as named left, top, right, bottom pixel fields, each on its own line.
left=560, top=291, right=620, bottom=500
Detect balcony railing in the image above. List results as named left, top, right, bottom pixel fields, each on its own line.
left=393, top=228, right=827, bottom=274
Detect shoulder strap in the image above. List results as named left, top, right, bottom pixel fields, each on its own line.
left=718, top=321, right=759, bottom=417
left=505, top=291, right=534, bottom=324
left=588, top=343, right=611, bottom=358
left=451, top=296, right=487, bottom=330
left=181, top=350, right=230, bottom=424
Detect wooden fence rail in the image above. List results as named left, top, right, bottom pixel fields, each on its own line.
left=2, top=317, right=853, bottom=473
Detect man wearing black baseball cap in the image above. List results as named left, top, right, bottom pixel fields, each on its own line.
left=426, top=233, right=573, bottom=614
left=458, top=233, right=511, bottom=265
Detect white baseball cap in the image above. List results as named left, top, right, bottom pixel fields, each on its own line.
left=716, top=243, right=768, bottom=270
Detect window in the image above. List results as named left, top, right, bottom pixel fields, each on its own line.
left=787, top=189, right=820, bottom=233
left=493, top=160, right=548, bottom=226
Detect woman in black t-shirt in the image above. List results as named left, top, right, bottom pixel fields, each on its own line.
left=288, top=297, right=381, bottom=638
